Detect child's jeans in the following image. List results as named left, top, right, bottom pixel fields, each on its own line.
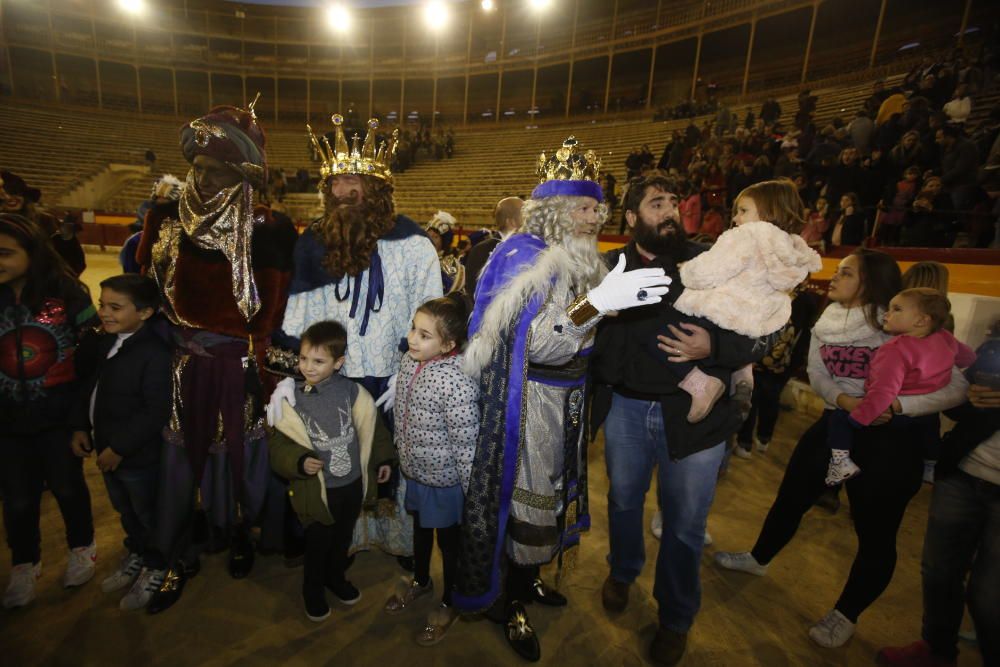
left=0, top=428, right=94, bottom=565
left=103, top=463, right=165, bottom=569
left=303, top=478, right=363, bottom=599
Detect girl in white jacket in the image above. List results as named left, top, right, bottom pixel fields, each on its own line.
left=383, top=295, right=479, bottom=646
left=666, top=179, right=823, bottom=421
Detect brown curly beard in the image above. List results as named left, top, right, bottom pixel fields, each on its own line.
left=314, top=175, right=396, bottom=278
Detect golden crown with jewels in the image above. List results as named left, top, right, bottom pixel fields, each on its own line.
left=307, top=115, right=398, bottom=183
left=535, top=136, right=601, bottom=184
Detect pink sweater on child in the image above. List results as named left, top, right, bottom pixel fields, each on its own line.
left=850, top=329, right=976, bottom=425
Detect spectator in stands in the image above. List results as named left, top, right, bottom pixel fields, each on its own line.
left=773, top=146, right=801, bottom=180
left=888, top=131, right=925, bottom=180
left=802, top=197, right=830, bottom=247
left=603, top=173, right=619, bottom=212
left=728, top=160, right=757, bottom=206
left=144, top=149, right=156, bottom=167
left=760, top=97, right=781, bottom=126
left=806, top=126, right=842, bottom=170
left=900, top=176, right=957, bottom=248
left=625, top=147, right=643, bottom=180
left=744, top=107, right=755, bottom=130
left=877, top=165, right=922, bottom=246
left=938, top=124, right=981, bottom=212
left=825, top=148, right=866, bottom=212
left=848, top=110, right=875, bottom=155
left=679, top=179, right=702, bottom=236
left=828, top=192, right=866, bottom=247
left=795, top=90, right=818, bottom=131
left=943, top=84, right=973, bottom=126
left=464, top=196, right=522, bottom=298
left=864, top=79, right=892, bottom=117
left=917, top=75, right=946, bottom=111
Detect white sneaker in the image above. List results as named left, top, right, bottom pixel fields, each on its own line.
left=714, top=551, right=768, bottom=576
left=923, top=460, right=936, bottom=484
left=825, top=455, right=860, bottom=486
left=63, top=540, right=97, bottom=588
left=754, top=437, right=769, bottom=453
left=101, top=552, right=142, bottom=593
left=733, top=445, right=752, bottom=459
left=808, top=609, right=856, bottom=647
left=703, top=530, right=713, bottom=546
left=119, top=567, right=166, bottom=611
left=650, top=511, right=663, bottom=540
left=3, top=562, right=41, bottom=608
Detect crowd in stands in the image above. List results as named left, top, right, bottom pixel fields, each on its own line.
left=620, top=49, right=1000, bottom=249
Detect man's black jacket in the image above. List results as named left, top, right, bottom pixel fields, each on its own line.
left=590, top=240, right=767, bottom=460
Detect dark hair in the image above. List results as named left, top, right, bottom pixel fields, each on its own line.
left=940, top=124, right=962, bottom=139
left=301, top=320, right=348, bottom=359
left=898, top=287, right=951, bottom=333
left=851, top=248, right=902, bottom=330
left=416, top=294, right=469, bottom=347
left=623, top=173, right=679, bottom=215
left=0, top=213, right=88, bottom=312
left=100, top=273, right=161, bottom=312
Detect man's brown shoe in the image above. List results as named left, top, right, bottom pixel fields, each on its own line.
left=601, top=575, right=630, bottom=613
left=650, top=626, right=687, bottom=666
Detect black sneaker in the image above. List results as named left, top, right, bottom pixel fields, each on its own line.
left=505, top=601, right=541, bottom=662
left=328, top=580, right=361, bottom=606
left=304, top=591, right=330, bottom=622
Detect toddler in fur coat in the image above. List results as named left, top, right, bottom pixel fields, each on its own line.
left=669, top=180, right=822, bottom=422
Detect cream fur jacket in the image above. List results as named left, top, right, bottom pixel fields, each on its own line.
left=673, top=221, right=822, bottom=338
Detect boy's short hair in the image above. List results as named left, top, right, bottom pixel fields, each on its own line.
left=900, top=287, right=951, bottom=332
left=301, top=320, right=348, bottom=359
left=100, top=273, right=160, bottom=311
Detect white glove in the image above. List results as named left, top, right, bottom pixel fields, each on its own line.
left=374, top=373, right=398, bottom=412
left=266, top=377, right=296, bottom=427
left=587, top=254, right=672, bottom=313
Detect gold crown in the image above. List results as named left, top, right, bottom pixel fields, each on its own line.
left=307, top=115, right=398, bottom=183
left=536, top=136, right=601, bottom=184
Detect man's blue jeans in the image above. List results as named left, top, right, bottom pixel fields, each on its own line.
left=604, top=392, right=725, bottom=633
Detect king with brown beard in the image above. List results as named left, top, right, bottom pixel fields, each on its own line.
left=268, top=115, right=441, bottom=562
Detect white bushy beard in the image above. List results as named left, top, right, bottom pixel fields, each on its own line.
left=561, top=233, right=607, bottom=293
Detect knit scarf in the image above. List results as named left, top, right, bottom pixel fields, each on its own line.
left=812, top=302, right=884, bottom=345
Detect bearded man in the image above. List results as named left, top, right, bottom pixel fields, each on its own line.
left=589, top=174, right=764, bottom=666
left=268, top=115, right=441, bottom=562
left=455, top=138, right=671, bottom=662
left=136, top=100, right=296, bottom=613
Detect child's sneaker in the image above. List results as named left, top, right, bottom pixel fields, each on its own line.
left=808, top=608, right=855, bottom=648
left=733, top=444, right=752, bottom=459
left=923, top=460, right=936, bottom=484
left=3, top=562, right=41, bottom=609
left=101, top=552, right=143, bottom=593
left=416, top=603, right=459, bottom=646
left=304, top=590, right=330, bottom=622
left=754, top=437, right=769, bottom=453
left=825, top=451, right=861, bottom=486
left=64, top=541, right=97, bottom=588
left=703, top=530, right=713, bottom=546
left=384, top=576, right=434, bottom=614
left=714, top=551, right=768, bottom=576
left=650, top=511, right=662, bottom=539
left=679, top=368, right=726, bottom=423
left=329, top=579, right=361, bottom=605
left=119, top=567, right=165, bottom=611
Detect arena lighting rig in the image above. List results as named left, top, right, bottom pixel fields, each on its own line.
left=325, top=3, right=351, bottom=33
left=116, top=0, right=146, bottom=15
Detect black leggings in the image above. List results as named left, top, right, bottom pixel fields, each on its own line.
left=750, top=411, right=924, bottom=622
left=0, top=429, right=94, bottom=565
left=412, top=513, right=460, bottom=606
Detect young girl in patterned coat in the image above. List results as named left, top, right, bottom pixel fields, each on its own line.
left=383, top=295, right=479, bottom=646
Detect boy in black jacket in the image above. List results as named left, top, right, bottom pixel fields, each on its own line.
left=70, top=274, right=172, bottom=611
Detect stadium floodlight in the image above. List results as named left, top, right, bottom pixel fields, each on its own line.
left=117, top=0, right=146, bottom=15
left=326, top=3, right=351, bottom=34
left=530, top=0, right=552, bottom=11
left=481, top=0, right=495, bottom=11
left=424, top=1, right=449, bottom=31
